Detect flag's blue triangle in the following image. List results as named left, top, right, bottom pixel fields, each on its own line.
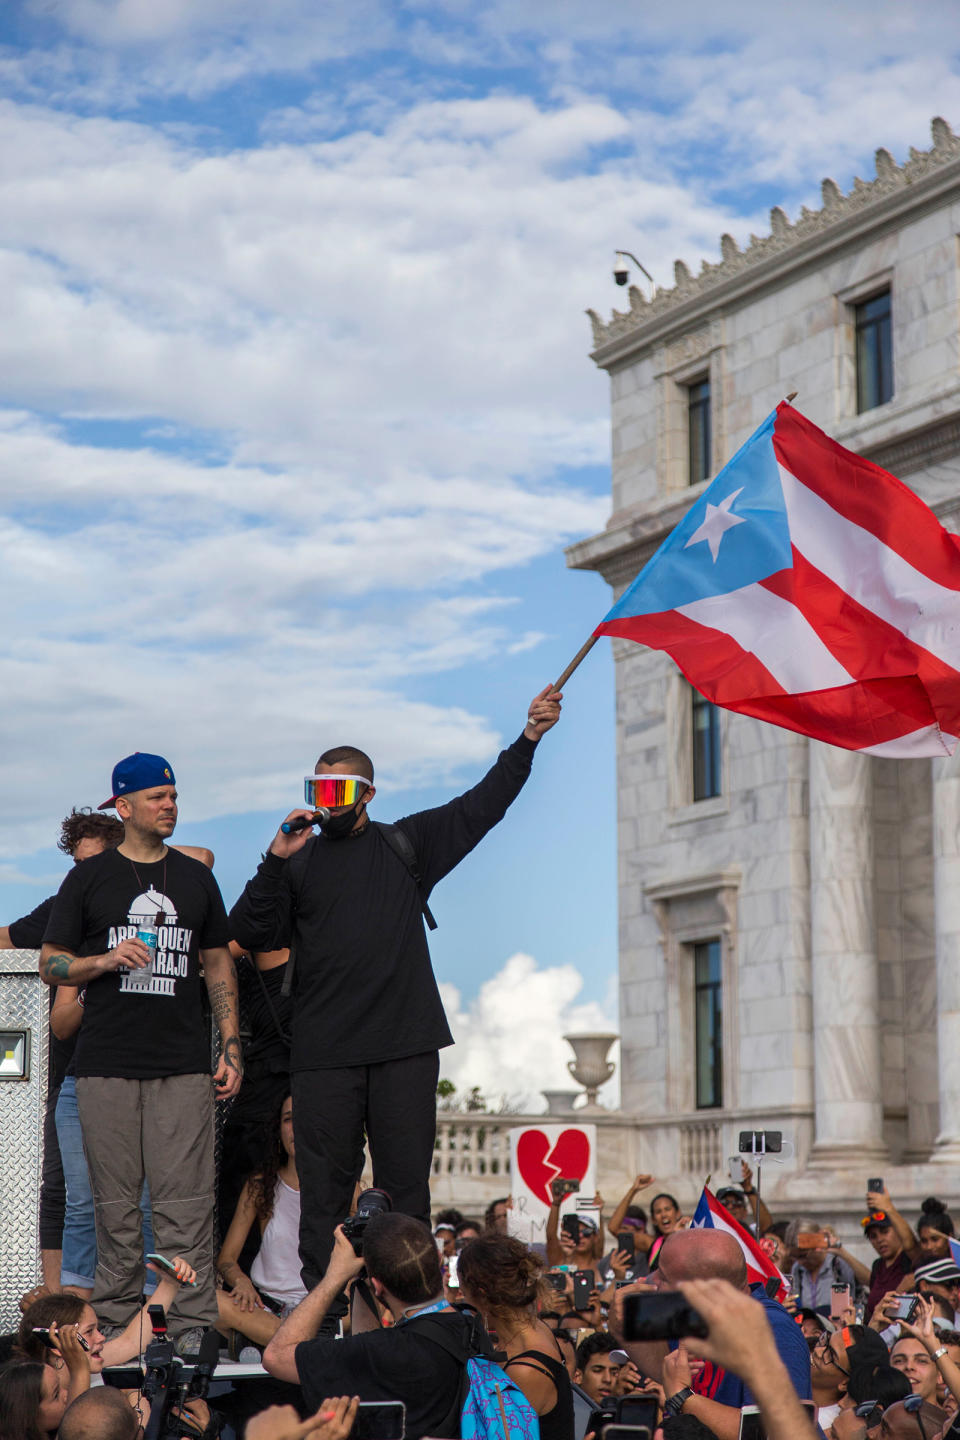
left=603, top=409, right=793, bottom=621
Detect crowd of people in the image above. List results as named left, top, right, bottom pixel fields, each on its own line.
left=3, top=705, right=959, bottom=1438
left=6, top=1154, right=960, bottom=1439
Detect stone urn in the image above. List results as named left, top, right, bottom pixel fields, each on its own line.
left=541, top=1089, right=580, bottom=1116
left=563, top=1032, right=618, bottom=1110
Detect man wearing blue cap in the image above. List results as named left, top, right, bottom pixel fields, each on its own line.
left=40, top=752, right=242, bottom=1349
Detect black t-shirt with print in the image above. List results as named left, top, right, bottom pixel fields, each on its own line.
left=42, top=847, right=231, bottom=1079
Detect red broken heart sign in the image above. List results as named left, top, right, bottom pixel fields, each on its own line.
left=516, top=1128, right=591, bottom=1207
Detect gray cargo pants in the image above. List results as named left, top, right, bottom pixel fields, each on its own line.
left=75, top=1073, right=217, bottom=1336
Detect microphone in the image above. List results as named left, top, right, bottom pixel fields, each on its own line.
left=186, top=1327, right=221, bottom=1400
left=281, top=808, right=331, bottom=835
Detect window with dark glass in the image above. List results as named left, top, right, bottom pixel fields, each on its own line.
left=855, top=290, right=893, bottom=413
left=688, top=378, right=711, bottom=485
left=695, top=939, right=723, bottom=1110
left=692, top=688, right=721, bottom=801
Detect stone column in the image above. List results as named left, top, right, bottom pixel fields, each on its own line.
left=809, top=742, right=887, bottom=1164
left=931, top=749, right=960, bottom=1161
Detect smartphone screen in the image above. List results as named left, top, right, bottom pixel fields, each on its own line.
left=616, top=1396, right=659, bottom=1428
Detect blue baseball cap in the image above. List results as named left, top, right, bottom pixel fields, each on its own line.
left=98, top=753, right=176, bottom=810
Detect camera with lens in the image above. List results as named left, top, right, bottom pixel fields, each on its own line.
left=342, top=1188, right=393, bottom=1257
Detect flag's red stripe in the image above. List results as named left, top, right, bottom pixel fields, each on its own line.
left=773, top=404, right=960, bottom=589
left=596, top=612, right=787, bottom=706
left=761, top=549, right=960, bottom=733
left=598, top=611, right=940, bottom=749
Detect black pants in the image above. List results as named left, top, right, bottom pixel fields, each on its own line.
left=291, top=1050, right=440, bottom=1291
left=39, top=1086, right=66, bottom=1251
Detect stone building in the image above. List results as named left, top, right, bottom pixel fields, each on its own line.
left=566, top=117, right=960, bottom=1222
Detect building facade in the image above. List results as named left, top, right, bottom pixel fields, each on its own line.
left=567, top=117, right=960, bottom=1220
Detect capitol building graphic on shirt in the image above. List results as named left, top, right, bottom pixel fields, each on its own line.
left=115, top=888, right=190, bottom=997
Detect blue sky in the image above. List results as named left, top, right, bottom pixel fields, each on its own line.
left=1, top=0, right=959, bottom=1105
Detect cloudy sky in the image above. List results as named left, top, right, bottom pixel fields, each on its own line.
left=2, top=1, right=959, bottom=1107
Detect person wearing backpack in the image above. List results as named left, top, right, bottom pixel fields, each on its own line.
left=458, top=1233, right=574, bottom=1440
left=264, top=1213, right=536, bottom=1440
left=229, top=686, right=563, bottom=1320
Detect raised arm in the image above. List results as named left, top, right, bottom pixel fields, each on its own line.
left=824, top=1227, right=871, bottom=1286
left=608, top=1174, right=655, bottom=1253
left=867, top=1185, right=921, bottom=1262
left=265, top=1226, right=364, bottom=1383
left=201, top=945, right=243, bottom=1098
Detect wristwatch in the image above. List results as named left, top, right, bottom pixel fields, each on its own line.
left=663, top=1387, right=694, bottom=1417
left=933, top=1345, right=949, bottom=1360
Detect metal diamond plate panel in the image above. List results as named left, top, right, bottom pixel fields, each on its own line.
left=0, top=951, right=48, bottom=1331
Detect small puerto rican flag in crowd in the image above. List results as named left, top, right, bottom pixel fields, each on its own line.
left=596, top=402, right=960, bottom=757
left=947, top=1237, right=960, bottom=1271
left=691, top=1185, right=788, bottom=1302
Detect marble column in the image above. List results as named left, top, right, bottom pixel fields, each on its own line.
left=809, top=742, right=887, bottom=1164
left=931, top=749, right=960, bottom=1161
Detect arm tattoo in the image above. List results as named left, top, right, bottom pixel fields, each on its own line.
left=207, top=979, right=232, bottom=1024
left=222, top=1036, right=243, bottom=1076
left=42, top=954, right=75, bottom=982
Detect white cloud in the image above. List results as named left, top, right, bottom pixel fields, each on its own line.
left=438, top=951, right=619, bottom=1112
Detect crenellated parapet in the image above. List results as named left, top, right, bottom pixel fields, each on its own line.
left=588, top=116, right=960, bottom=350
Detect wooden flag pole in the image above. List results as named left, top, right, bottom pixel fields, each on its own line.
left=549, top=632, right=600, bottom=693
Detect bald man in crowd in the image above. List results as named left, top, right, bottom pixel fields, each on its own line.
left=610, top=1229, right=812, bottom=1439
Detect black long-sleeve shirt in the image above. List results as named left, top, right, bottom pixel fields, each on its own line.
left=228, top=734, right=536, bottom=1070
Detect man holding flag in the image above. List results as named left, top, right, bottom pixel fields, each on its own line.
left=610, top=1190, right=811, bottom=1437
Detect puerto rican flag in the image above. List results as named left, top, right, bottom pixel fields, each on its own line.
left=596, top=402, right=960, bottom=757
left=691, top=1186, right=788, bottom=1302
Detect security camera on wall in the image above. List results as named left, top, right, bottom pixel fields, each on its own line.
left=613, top=255, right=630, bottom=286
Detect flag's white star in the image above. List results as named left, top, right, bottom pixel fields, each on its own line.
left=684, top=487, right=746, bottom=562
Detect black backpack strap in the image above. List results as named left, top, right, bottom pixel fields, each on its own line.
left=279, top=850, right=308, bottom=999
left=374, top=823, right=438, bottom=931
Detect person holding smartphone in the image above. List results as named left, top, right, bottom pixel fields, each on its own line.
left=786, top=1219, right=857, bottom=1317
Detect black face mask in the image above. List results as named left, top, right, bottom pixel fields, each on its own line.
left=320, top=801, right=365, bottom=840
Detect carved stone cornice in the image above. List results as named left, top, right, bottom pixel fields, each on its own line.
left=861, top=410, right=960, bottom=478
left=588, top=117, right=960, bottom=370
